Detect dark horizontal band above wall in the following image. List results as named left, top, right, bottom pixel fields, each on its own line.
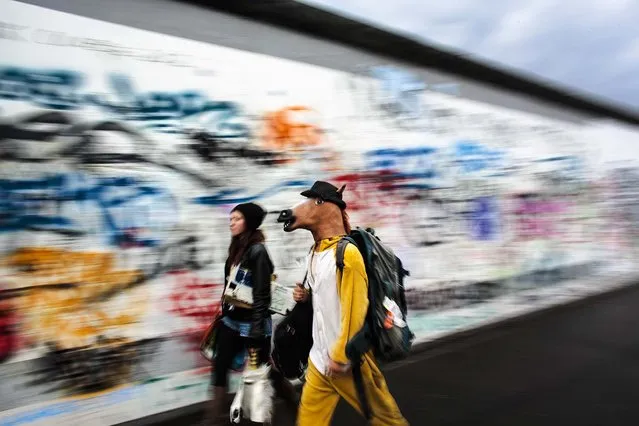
left=184, top=0, right=639, bottom=126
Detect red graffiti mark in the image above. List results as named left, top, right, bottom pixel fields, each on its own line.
left=168, top=271, right=222, bottom=335
left=513, top=197, right=566, bottom=240
left=332, top=171, right=410, bottom=226
left=0, top=299, right=18, bottom=364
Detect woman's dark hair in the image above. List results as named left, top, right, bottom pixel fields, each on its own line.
left=227, top=229, right=265, bottom=267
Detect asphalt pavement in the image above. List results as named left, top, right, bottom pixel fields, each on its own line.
left=131, top=281, right=639, bottom=425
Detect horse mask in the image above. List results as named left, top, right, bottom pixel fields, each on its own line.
left=278, top=181, right=348, bottom=234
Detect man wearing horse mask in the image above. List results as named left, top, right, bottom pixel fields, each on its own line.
left=279, top=181, right=408, bottom=426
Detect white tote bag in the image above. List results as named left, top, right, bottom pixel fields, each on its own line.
left=230, top=363, right=274, bottom=424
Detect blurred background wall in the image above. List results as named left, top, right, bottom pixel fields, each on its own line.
left=2, top=0, right=639, bottom=424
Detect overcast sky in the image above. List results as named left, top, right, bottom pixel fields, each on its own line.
left=301, top=0, right=639, bottom=111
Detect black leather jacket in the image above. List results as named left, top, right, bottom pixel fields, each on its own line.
left=223, top=243, right=273, bottom=339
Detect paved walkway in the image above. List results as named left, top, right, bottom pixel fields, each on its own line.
left=141, top=282, right=639, bottom=425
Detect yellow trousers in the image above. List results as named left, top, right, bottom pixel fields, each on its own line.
left=297, top=357, right=409, bottom=426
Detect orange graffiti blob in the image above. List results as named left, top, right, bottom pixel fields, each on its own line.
left=3, top=247, right=141, bottom=294
left=2, top=247, right=147, bottom=350
left=262, top=106, right=322, bottom=150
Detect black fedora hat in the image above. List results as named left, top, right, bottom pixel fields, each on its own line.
left=301, top=181, right=347, bottom=210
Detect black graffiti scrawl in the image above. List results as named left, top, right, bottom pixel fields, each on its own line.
left=26, top=338, right=163, bottom=396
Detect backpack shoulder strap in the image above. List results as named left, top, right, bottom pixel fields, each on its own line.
left=335, top=234, right=372, bottom=421
left=336, top=236, right=356, bottom=272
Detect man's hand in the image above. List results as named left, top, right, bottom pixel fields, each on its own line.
left=327, top=357, right=351, bottom=377
left=293, top=282, right=309, bottom=303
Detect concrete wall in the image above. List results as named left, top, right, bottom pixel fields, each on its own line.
left=1, top=1, right=639, bottom=424
left=19, top=0, right=594, bottom=124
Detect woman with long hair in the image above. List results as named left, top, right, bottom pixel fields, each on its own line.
left=203, top=202, right=274, bottom=425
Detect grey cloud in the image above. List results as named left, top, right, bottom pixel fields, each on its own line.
left=301, top=0, right=639, bottom=109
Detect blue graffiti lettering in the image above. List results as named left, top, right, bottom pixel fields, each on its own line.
left=453, top=140, right=505, bottom=175
left=371, top=66, right=426, bottom=121
left=0, top=173, right=177, bottom=247
left=0, top=387, right=137, bottom=426
left=1, top=401, right=78, bottom=426
left=0, top=67, right=249, bottom=137
left=193, top=179, right=314, bottom=206
left=469, top=196, right=499, bottom=241
left=365, top=146, right=439, bottom=180
left=0, top=67, right=84, bottom=110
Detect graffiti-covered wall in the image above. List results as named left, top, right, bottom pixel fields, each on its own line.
left=1, top=1, right=639, bottom=424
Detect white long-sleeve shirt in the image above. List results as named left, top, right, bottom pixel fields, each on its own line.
left=306, top=245, right=342, bottom=376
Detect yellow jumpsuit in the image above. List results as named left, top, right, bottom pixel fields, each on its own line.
left=297, top=237, right=408, bottom=426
